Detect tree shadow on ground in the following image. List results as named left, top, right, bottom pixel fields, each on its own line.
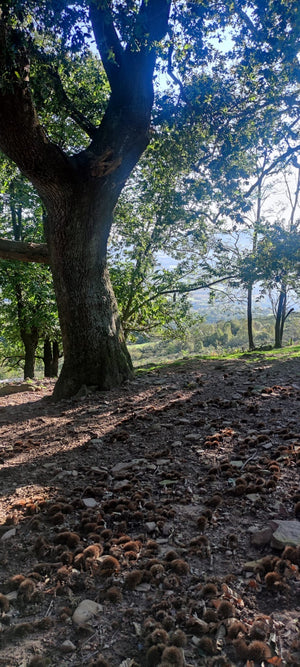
left=0, top=355, right=299, bottom=665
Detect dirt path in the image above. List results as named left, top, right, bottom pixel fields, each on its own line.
left=0, top=357, right=299, bottom=666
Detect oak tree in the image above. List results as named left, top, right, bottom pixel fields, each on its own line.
left=0, top=1, right=299, bottom=397
left=0, top=0, right=171, bottom=398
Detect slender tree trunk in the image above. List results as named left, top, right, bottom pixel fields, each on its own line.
left=45, top=189, right=133, bottom=400
left=44, top=338, right=60, bottom=377
left=247, top=284, right=255, bottom=350
left=246, top=170, right=262, bottom=351
left=274, top=285, right=286, bottom=348
left=43, top=337, right=52, bottom=377
left=21, top=327, right=39, bottom=379
left=51, top=340, right=59, bottom=377
left=15, top=282, right=39, bottom=379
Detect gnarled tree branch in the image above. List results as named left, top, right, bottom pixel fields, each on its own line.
left=0, top=21, right=75, bottom=197
left=89, top=0, right=124, bottom=89
left=0, top=239, right=49, bottom=264
left=42, top=64, right=98, bottom=139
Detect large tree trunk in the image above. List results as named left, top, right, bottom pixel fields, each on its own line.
left=21, top=327, right=39, bottom=379
left=45, top=190, right=133, bottom=400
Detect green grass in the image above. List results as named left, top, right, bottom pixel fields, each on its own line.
left=134, top=343, right=300, bottom=374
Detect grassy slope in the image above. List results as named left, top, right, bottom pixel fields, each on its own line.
left=135, top=343, right=300, bottom=373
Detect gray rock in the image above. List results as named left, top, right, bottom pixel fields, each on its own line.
left=72, top=599, right=102, bottom=627
left=270, top=520, right=300, bottom=549
left=82, top=497, right=98, bottom=508
left=0, top=528, right=16, bottom=541
left=111, top=458, right=146, bottom=474
left=113, top=479, right=131, bottom=491
left=230, top=460, right=244, bottom=468
left=246, top=493, right=261, bottom=503
left=145, top=522, right=157, bottom=533
left=61, top=640, right=76, bottom=653
left=250, top=526, right=273, bottom=546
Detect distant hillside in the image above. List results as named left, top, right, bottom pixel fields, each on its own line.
left=156, top=250, right=300, bottom=322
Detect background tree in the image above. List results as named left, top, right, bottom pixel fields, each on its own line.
left=256, top=226, right=300, bottom=348
left=0, top=166, right=59, bottom=377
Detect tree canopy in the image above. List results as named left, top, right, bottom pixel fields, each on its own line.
left=0, top=0, right=299, bottom=396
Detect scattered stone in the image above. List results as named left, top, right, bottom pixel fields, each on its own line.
left=270, top=520, right=300, bottom=548
left=72, top=599, right=102, bottom=628
left=230, top=460, right=244, bottom=468
left=82, top=497, right=97, bottom=508
left=0, top=528, right=16, bottom=541
left=113, top=479, right=131, bottom=491
left=5, top=591, right=18, bottom=601
left=250, top=526, right=273, bottom=546
left=88, top=439, right=104, bottom=448
left=145, top=522, right=157, bottom=533
left=246, top=493, right=261, bottom=503
left=61, top=640, right=76, bottom=654
left=135, top=583, right=151, bottom=592
left=111, top=459, right=146, bottom=474
left=161, top=522, right=174, bottom=536
left=185, top=433, right=201, bottom=442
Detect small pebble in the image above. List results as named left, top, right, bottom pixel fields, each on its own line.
left=61, top=640, right=76, bottom=653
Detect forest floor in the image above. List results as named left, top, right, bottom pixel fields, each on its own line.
left=0, top=354, right=299, bottom=667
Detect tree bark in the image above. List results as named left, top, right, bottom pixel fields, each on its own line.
left=21, top=327, right=39, bottom=379
left=0, top=239, right=49, bottom=264
left=51, top=340, right=59, bottom=377
left=274, top=285, right=286, bottom=348
left=247, top=284, right=255, bottom=350
left=44, top=187, right=133, bottom=400
left=44, top=338, right=59, bottom=377
left=43, top=337, right=52, bottom=377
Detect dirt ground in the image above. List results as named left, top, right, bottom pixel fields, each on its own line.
left=0, top=355, right=299, bottom=667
